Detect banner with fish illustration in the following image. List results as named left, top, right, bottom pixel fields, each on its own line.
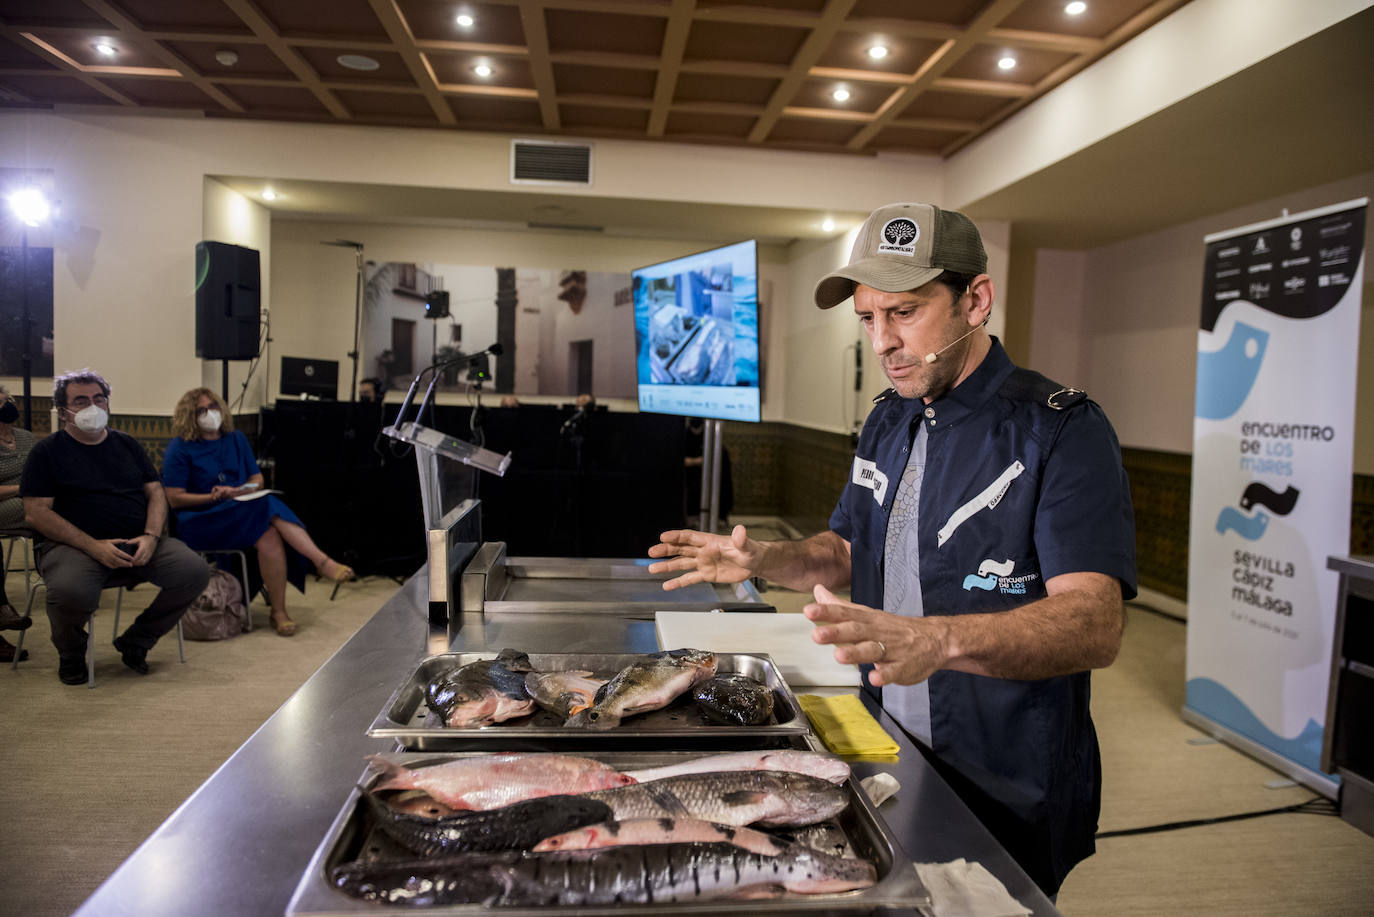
left=1185, top=198, right=1366, bottom=794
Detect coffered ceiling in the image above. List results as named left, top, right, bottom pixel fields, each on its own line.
left=0, top=0, right=1190, bottom=157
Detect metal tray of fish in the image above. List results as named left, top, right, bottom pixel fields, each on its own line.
left=368, top=652, right=814, bottom=750
left=286, top=750, right=930, bottom=916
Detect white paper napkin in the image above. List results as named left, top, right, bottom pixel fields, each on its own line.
left=913, top=859, right=1032, bottom=917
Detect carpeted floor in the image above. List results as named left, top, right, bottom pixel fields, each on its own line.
left=2, top=536, right=1372, bottom=916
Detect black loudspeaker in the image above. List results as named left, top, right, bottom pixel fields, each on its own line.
left=195, top=241, right=261, bottom=360
left=424, top=289, right=450, bottom=318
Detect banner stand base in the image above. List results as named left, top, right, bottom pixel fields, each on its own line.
left=1181, top=706, right=1339, bottom=799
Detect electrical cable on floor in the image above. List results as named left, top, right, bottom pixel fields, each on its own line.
left=1095, top=795, right=1339, bottom=839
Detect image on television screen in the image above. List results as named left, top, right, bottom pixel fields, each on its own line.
left=632, top=239, right=760, bottom=423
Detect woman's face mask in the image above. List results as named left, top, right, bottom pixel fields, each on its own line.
left=197, top=409, right=222, bottom=433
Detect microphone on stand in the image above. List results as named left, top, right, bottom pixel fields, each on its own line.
left=390, top=342, right=505, bottom=430
left=561, top=403, right=590, bottom=433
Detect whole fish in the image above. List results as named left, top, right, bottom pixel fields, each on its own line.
left=427, top=648, right=535, bottom=727
left=565, top=648, right=717, bottom=729
left=523, top=670, right=606, bottom=718
left=582, top=770, right=847, bottom=828
left=331, top=842, right=878, bottom=906
left=532, top=817, right=789, bottom=855
left=623, top=750, right=851, bottom=785
left=693, top=673, right=774, bottom=725
left=360, top=787, right=614, bottom=856
left=368, top=754, right=636, bottom=811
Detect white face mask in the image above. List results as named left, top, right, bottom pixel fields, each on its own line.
left=73, top=405, right=108, bottom=434
left=197, top=409, right=222, bottom=433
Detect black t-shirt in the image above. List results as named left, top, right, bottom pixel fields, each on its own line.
left=20, top=429, right=157, bottom=542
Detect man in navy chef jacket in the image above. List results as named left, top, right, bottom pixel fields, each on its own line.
left=649, top=202, right=1137, bottom=897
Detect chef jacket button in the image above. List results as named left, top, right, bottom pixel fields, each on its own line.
left=929, top=419, right=936, bottom=426
left=923, top=407, right=935, bottom=418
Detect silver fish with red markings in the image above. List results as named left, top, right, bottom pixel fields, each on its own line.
left=531, top=816, right=790, bottom=855
left=523, top=669, right=606, bottom=718
left=367, top=753, right=635, bottom=811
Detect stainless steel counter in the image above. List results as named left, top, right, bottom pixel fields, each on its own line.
left=73, top=572, right=1058, bottom=916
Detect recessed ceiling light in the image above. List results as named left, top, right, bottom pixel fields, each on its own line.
left=473, top=63, right=493, bottom=78
left=1065, top=1, right=1087, bottom=14
left=94, top=41, right=116, bottom=57
left=214, top=49, right=239, bottom=67
left=867, top=45, right=888, bottom=60
left=997, top=56, right=1017, bottom=71
left=456, top=13, right=474, bottom=27
left=262, top=188, right=277, bottom=201
left=832, top=87, right=850, bottom=102
left=337, top=54, right=380, bottom=71
left=822, top=218, right=835, bottom=232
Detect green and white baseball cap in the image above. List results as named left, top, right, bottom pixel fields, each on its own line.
left=814, top=202, right=987, bottom=309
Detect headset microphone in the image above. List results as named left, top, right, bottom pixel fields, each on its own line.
left=925, top=317, right=989, bottom=363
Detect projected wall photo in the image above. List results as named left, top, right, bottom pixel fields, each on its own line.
left=362, top=261, right=634, bottom=398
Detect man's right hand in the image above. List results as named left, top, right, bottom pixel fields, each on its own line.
left=88, top=539, right=136, bottom=569
left=648, top=524, right=760, bottom=591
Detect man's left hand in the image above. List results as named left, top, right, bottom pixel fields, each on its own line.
left=804, top=584, right=950, bottom=687
left=129, top=534, right=158, bottom=566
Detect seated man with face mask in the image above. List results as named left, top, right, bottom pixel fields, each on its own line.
left=161, top=387, right=353, bottom=637
left=21, top=369, right=211, bottom=685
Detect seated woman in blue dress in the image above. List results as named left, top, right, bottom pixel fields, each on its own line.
left=162, top=388, right=353, bottom=636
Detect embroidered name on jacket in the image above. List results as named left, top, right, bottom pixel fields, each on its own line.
left=937, top=460, right=1025, bottom=547
left=851, top=456, right=889, bottom=505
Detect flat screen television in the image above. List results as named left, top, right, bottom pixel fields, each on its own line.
left=280, top=356, right=339, bottom=399
left=632, top=239, right=760, bottom=423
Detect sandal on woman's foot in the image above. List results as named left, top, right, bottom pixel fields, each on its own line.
left=271, top=615, right=297, bottom=637
left=320, top=558, right=355, bottom=583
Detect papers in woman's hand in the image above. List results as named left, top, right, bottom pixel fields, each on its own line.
left=233, top=488, right=282, bottom=502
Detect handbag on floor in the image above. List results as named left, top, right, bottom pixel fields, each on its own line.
left=181, top=565, right=248, bottom=640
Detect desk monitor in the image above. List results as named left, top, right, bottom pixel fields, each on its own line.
left=280, top=356, right=339, bottom=399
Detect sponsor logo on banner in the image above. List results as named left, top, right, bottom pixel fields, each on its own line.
left=1189, top=198, right=1366, bottom=785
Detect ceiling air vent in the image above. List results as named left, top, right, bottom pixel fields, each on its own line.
left=511, top=139, right=593, bottom=186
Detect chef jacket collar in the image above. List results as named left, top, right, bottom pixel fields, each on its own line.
left=917, top=335, right=1016, bottom=430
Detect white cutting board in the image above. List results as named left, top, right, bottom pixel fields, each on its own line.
left=655, top=611, right=860, bottom=687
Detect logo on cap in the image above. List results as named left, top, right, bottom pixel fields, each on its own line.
left=878, top=218, right=918, bottom=256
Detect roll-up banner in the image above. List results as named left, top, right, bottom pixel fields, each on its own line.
left=1185, top=198, right=1366, bottom=796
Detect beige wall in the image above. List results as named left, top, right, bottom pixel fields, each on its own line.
left=1064, top=171, right=1373, bottom=473
left=946, top=0, right=1372, bottom=209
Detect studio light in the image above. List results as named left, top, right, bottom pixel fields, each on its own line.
left=7, top=186, right=50, bottom=227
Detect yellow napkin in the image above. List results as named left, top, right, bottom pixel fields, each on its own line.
left=799, top=692, right=900, bottom=757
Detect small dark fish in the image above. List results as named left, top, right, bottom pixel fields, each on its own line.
left=693, top=673, right=775, bottom=725
left=426, top=648, right=534, bottom=727
left=565, top=648, right=717, bottom=729
left=360, top=787, right=614, bottom=856
left=331, top=842, right=877, bottom=906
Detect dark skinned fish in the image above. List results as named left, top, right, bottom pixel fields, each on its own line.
left=693, top=673, right=775, bottom=725
left=565, top=648, right=717, bottom=729
left=360, top=787, right=614, bottom=856
left=331, top=842, right=878, bottom=906
left=426, top=648, right=534, bottom=727
left=582, top=770, right=847, bottom=828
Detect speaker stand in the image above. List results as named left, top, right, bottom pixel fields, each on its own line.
left=222, top=360, right=230, bottom=402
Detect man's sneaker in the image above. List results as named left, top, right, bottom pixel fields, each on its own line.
left=58, top=656, right=89, bottom=685
left=112, top=635, right=150, bottom=675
